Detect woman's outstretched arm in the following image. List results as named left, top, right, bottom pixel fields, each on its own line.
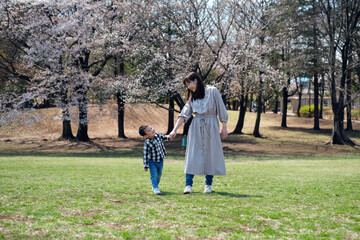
left=169, top=117, right=186, bottom=139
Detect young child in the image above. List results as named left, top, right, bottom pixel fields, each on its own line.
left=139, top=125, right=170, bottom=195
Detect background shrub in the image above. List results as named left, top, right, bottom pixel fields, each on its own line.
left=351, top=109, right=360, bottom=120
left=296, top=105, right=331, bottom=117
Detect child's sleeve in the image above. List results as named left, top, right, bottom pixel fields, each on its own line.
left=158, top=133, right=170, bottom=141
left=143, top=142, right=149, bottom=169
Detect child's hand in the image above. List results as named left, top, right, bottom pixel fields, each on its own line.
left=144, top=168, right=148, bottom=172
left=169, top=131, right=176, bottom=139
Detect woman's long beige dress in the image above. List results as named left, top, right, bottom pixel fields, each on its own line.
left=179, top=86, right=228, bottom=175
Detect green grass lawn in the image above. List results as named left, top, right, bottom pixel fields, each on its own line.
left=1, top=154, right=359, bottom=239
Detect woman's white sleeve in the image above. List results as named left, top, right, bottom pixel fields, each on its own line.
left=214, top=88, right=228, bottom=123
left=178, top=102, right=193, bottom=122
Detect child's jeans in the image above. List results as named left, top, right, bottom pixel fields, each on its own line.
left=148, top=160, right=163, bottom=189
left=185, top=174, right=213, bottom=186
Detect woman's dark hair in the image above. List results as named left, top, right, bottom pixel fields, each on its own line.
left=182, top=72, right=206, bottom=101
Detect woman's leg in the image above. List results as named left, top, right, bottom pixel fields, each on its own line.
left=185, top=174, right=194, bottom=186
left=205, top=175, right=213, bottom=186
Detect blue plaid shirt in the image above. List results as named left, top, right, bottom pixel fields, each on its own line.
left=143, top=133, right=169, bottom=169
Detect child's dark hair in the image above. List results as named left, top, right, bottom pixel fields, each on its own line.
left=139, top=125, right=148, bottom=136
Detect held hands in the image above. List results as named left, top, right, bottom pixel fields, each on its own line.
left=169, top=131, right=177, bottom=140
left=169, top=117, right=184, bottom=140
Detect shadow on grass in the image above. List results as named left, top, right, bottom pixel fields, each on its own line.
left=0, top=149, right=160, bottom=159
left=268, top=126, right=333, bottom=135
left=267, top=126, right=360, bottom=144
left=346, top=130, right=360, bottom=139
left=0, top=147, right=275, bottom=160
left=2, top=130, right=359, bottom=158
left=225, top=134, right=258, bottom=144
left=180, top=191, right=264, bottom=198
left=0, top=149, right=189, bottom=160
left=214, top=191, right=264, bottom=198
left=0, top=133, right=265, bottom=158
left=158, top=191, right=179, bottom=196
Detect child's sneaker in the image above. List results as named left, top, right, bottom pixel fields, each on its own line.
left=204, top=185, right=212, bottom=194
left=183, top=185, right=192, bottom=194
left=153, top=187, right=161, bottom=195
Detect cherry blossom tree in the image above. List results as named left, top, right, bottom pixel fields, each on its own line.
left=221, top=0, right=285, bottom=137
left=0, top=0, right=33, bottom=111
left=0, top=0, right=138, bottom=141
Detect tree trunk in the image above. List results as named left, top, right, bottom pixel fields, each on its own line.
left=297, top=86, right=302, bottom=117
left=281, top=86, right=288, bottom=127
left=331, top=106, right=354, bottom=145
left=346, top=46, right=353, bottom=131
left=115, top=60, right=127, bottom=138
left=232, top=94, right=248, bottom=134
left=308, top=80, right=311, bottom=114
left=346, top=103, right=352, bottom=131
left=321, top=0, right=356, bottom=145
left=330, top=43, right=354, bottom=145
left=254, top=35, right=265, bottom=138
left=76, top=94, right=90, bottom=142
left=312, top=0, right=320, bottom=130
left=227, top=101, right=231, bottom=110
left=320, top=73, right=324, bottom=119
left=262, top=99, right=266, bottom=113
left=313, top=71, right=320, bottom=130
left=183, top=117, right=192, bottom=135
left=274, top=95, right=279, bottom=114
left=173, top=92, right=185, bottom=109
left=320, top=95, right=324, bottom=119
left=60, top=107, right=74, bottom=140
left=166, top=96, right=175, bottom=134
left=232, top=100, right=238, bottom=111
left=59, top=84, right=74, bottom=140
left=253, top=94, right=262, bottom=138
left=116, top=92, right=127, bottom=138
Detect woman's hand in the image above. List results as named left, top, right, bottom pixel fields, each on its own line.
left=169, top=117, right=185, bottom=140
left=221, top=122, right=228, bottom=140
left=169, top=131, right=177, bottom=139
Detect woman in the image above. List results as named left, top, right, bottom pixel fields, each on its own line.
left=169, top=72, right=228, bottom=194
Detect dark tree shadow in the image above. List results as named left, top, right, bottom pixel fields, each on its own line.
left=214, top=192, right=264, bottom=198
left=268, top=126, right=333, bottom=135
left=157, top=191, right=179, bottom=196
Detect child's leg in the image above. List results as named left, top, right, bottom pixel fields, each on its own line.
left=148, top=160, right=158, bottom=188
left=205, top=175, right=213, bottom=186
left=185, top=174, right=194, bottom=186
left=156, top=161, right=164, bottom=186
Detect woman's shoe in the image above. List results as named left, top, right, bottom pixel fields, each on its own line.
left=204, top=185, right=212, bottom=194
left=183, top=185, right=192, bottom=194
